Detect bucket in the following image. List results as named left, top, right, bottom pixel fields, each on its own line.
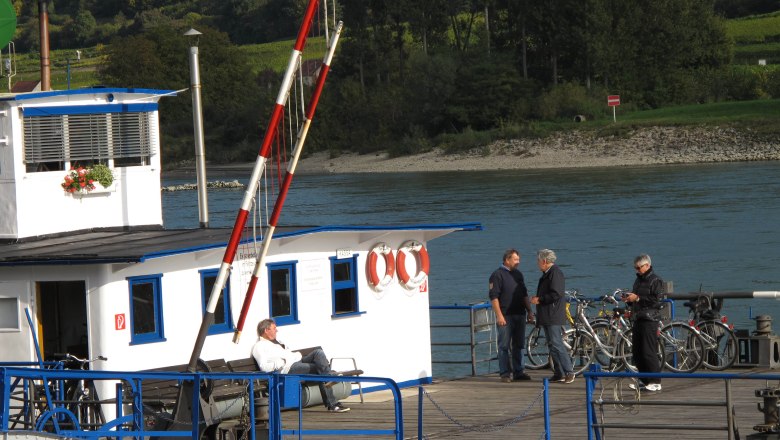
left=756, top=315, right=773, bottom=335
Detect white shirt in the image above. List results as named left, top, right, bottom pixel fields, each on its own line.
left=251, top=337, right=302, bottom=374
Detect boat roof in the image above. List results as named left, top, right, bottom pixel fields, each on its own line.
left=0, top=223, right=482, bottom=266
left=0, top=87, right=177, bottom=102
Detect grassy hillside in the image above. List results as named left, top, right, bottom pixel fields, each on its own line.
left=726, top=11, right=780, bottom=64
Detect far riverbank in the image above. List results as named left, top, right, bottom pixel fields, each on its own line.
left=164, top=126, right=780, bottom=178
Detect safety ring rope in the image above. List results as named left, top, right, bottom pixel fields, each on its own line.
left=397, top=240, right=430, bottom=290
left=366, top=243, right=395, bottom=291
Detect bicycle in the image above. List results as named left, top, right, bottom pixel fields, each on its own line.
left=45, top=353, right=108, bottom=430
left=684, top=295, right=738, bottom=370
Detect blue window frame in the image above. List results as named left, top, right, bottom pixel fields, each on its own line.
left=267, top=261, right=299, bottom=326
left=329, top=254, right=363, bottom=317
left=199, top=268, right=233, bottom=335
left=128, top=274, right=165, bottom=344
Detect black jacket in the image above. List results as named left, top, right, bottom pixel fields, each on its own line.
left=632, top=266, right=664, bottom=313
left=535, top=264, right=566, bottom=325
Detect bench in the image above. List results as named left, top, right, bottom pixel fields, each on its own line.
left=130, top=356, right=362, bottom=414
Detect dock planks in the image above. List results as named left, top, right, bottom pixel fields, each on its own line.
left=278, top=367, right=780, bottom=439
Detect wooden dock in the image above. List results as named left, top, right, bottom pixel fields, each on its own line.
left=278, top=367, right=780, bottom=439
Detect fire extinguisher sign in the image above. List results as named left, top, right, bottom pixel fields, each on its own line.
left=115, top=314, right=126, bottom=331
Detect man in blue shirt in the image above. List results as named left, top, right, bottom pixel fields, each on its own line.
left=489, top=249, right=534, bottom=382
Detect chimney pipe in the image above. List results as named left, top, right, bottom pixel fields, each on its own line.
left=38, top=0, right=51, bottom=91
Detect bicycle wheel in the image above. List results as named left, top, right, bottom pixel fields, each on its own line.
left=525, top=325, right=550, bottom=369
left=661, top=322, right=705, bottom=373
left=615, top=329, right=636, bottom=372
left=565, top=328, right=596, bottom=375
left=589, top=322, right=619, bottom=368
left=698, top=320, right=738, bottom=370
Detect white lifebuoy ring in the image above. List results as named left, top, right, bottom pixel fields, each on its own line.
left=397, top=240, right=430, bottom=290
left=367, top=243, right=395, bottom=291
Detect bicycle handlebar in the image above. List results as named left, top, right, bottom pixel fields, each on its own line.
left=52, top=353, right=108, bottom=368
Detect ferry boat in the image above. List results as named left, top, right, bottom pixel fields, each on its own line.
left=0, top=2, right=483, bottom=438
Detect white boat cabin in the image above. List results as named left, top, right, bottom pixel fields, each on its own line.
left=0, top=88, right=482, bottom=394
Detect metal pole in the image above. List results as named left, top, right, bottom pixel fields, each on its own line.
left=469, top=309, right=477, bottom=376
left=187, top=38, right=209, bottom=228
left=189, top=0, right=321, bottom=366
left=418, top=386, right=424, bottom=439
left=725, top=379, right=734, bottom=440
left=232, top=21, right=343, bottom=342
left=544, top=378, right=551, bottom=440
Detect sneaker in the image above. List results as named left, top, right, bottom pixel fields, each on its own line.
left=627, top=383, right=643, bottom=391
left=644, top=383, right=662, bottom=392
left=328, top=403, right=350, bottom=413
left=500, top=376, right=513, bottom=383
left=513, top=372, right=532, bottom=381
left=549, top=375, right=564, bottom=383
left=564, top=373, right=576, bottom=384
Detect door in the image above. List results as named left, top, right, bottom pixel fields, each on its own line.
left=37, top=281, right=88, bottom=361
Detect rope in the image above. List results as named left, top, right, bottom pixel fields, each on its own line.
left=420, top=386, right=544, bottom=434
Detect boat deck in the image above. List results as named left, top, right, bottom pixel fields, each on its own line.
left=280, top=367, right=780, bottom=439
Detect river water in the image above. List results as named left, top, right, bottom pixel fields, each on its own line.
left=163, top=161, right=780, bottom=374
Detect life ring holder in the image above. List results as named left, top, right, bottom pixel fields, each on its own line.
left=396, top=240, right=430, bottom=290
left=367, top=243, right=395, bottom=291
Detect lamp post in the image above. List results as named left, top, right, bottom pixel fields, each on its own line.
left=185, top=28, right=209, bottom=228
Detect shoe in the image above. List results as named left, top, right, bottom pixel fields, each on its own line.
left=644, top=383, right=662, bottom=392
left=627, top=383, right=643, bottom=391
left=549, top=375, right=564, bottom=383
left=564, top=373, right=575, bottom=384
left=513, top=373, right=532, bottom=381
left=500, top=376, right=512, bottom=383
left=328, top=403, right=350, bottom=413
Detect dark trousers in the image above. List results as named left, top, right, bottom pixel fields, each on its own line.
left=632, top=319, right=661, bottom=385
left=287, top=348, right=337, bottom=408
left=497, top=313, right=526, bottom=378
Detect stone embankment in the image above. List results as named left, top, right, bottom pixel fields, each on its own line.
left=162, top=180, right=244, bottom=192
left=164, top=126, right=780, bottom=177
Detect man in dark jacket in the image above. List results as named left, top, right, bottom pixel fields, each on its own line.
left=531, top=249, right=574, bottom=384
left=489, top=249, right=534, bottom=382
left=623, top=253, right=664, bottom=392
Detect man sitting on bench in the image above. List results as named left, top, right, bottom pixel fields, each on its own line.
left=252, top=318, right=350, bottom=413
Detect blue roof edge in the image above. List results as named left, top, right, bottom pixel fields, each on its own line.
left=139, top=222, right=483, bottom=262
left=0, top=88, right=178, bottom=102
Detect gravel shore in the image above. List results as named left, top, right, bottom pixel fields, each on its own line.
left=168, top=126, right=780, bottom=178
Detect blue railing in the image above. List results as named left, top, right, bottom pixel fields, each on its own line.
left=0, top=366, right=403, bottom=439
left=582, top=369, right=770, bottom=440
left=430, top=302, right=497, bottom=377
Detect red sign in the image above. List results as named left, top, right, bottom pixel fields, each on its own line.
left=115, top=314, right=126, bottom=330
left=607, top=95, right=621, bottom=107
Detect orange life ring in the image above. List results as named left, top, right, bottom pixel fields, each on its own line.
left=397, top=240, right=430, bottom=290
left=367, top=243, right=395, bottom=290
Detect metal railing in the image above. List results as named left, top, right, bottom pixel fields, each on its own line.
left=582, top=369, right=776, bottom=440
left=430, top=302, right=497, bottom=376
left=0, top=366, right=403, bottom=439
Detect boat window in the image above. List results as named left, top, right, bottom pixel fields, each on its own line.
left=329, top=254, right=363, bottom=317
left=127, top=274, right=166, bottom=345
left=22, top=106, right=156, bottom=173
left=199, top=268, right=233, bottom=335
left=0, top=297, right=20, bottom=331
left=267, top=261, right=299, bottom=326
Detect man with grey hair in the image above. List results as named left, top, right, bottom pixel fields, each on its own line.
left=531, top=249, right=574, bottom=383
left=623, top=254, right=664, bottom=392
left=252, top=318, right=349, bottom=412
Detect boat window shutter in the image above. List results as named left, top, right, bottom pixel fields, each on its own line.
left=23, top=111, right=154, bottom=164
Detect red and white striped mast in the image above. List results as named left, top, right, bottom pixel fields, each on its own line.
left=233, top=21, right=344, bottom=342
left=186, top=0, right=323, bottom=371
